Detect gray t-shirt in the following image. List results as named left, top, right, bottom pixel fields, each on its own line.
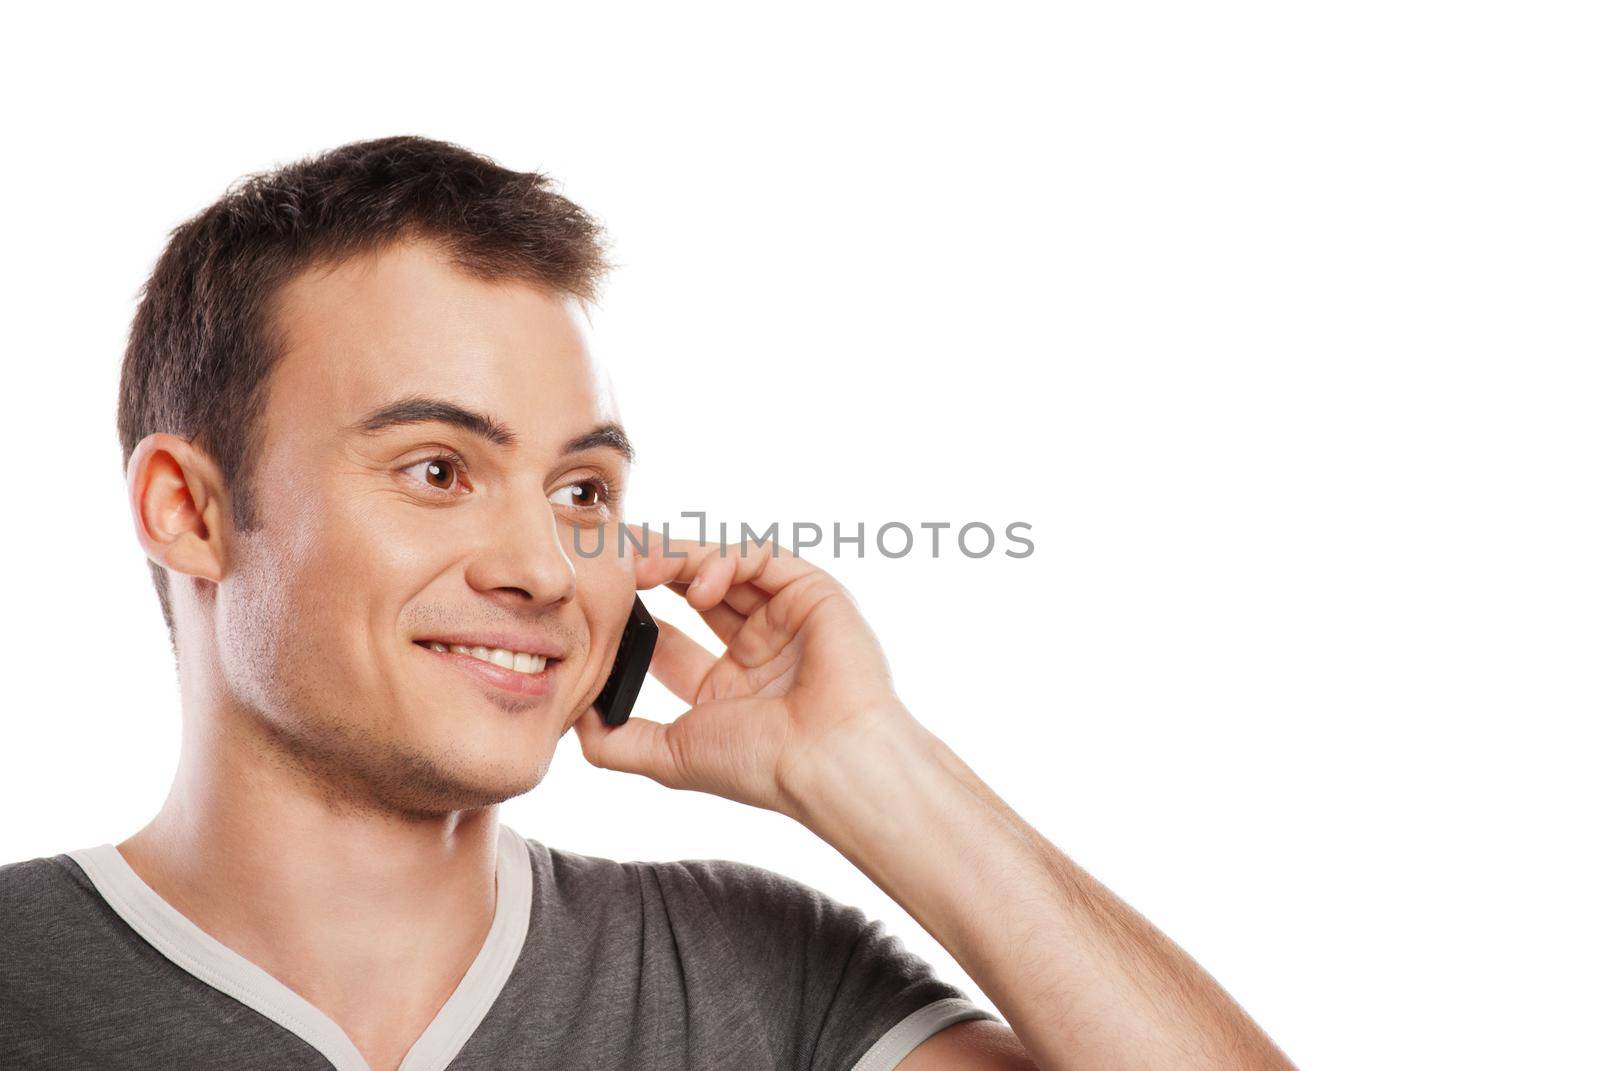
left=0, top=822, right=997, bottom=1070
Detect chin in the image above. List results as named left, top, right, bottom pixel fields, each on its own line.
left=451, top=745, right=553, bottom=798
left=368, top=736, right=552, bottom=817
left=382, top=768, right=544, bottom=817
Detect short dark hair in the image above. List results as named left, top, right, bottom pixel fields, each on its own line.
left=117, top=135, right=613, bottom=656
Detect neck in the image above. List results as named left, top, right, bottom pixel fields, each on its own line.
left=116, top=676, right=504, bottom=1065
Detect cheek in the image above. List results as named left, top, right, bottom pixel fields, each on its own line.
left=216, top=536, right=342, bottom=711
left=576, top=551, right=637, bottom=665
left=229, top=465, right=447, bottom=697
left=258, top=495, right=436, bottom=660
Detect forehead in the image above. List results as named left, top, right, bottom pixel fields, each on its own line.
left=265, top=238, right=616, bottom=450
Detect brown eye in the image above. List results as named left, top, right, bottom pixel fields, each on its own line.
left=549, top=479, right=608, bottom=509
left=424, top=459, right=456, bottom=489
left=402, top=453, right=468, bottom=494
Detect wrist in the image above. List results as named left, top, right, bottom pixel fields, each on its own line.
left=777, top=701, right=955, bottom=833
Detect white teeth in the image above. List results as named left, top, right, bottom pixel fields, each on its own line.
left=431, top=643, right=548, bottom=675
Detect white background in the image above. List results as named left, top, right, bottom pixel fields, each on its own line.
left=3, top=4, right=1596, bottom=1067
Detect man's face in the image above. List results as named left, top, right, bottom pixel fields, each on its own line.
left=211, top=238, right=636, bottom=815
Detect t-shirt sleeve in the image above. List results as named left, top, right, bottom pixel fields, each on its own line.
left=659, top=857, right=1001, bottom=1071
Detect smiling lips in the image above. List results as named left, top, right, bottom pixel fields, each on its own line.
left=418, top=641, right=549, bottom=675
left=414, top=640, right=560, bottom=699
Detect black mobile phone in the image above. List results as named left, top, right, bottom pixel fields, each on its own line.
left=593, top=595, right=659, bottom=726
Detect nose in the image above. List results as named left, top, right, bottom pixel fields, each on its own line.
left=462, top=486, right=578, bottom=609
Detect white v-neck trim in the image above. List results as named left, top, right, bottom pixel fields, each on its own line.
left=66, top=821, right=533, bottom=1071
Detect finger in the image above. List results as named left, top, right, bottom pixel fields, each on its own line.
left=649, top=617, right=716, bottom=704
left=572, top=707, right=686, bottom=789
left=668, top=580, right=748, bottom=644
left=684, top=553, right=739, bottom=612
left=698, top=601, right=746, bottom=645
left=719, top=581, right=765, bottom=618
left=627, top=523, right=818, bottom=598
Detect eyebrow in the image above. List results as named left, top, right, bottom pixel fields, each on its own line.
left=343, top=394, right=635, bottom=463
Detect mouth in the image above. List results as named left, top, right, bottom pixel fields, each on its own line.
left=413, top=640, right=561, bottom=698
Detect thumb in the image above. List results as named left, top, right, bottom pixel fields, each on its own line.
left=573, top=706, right=686, bottom=788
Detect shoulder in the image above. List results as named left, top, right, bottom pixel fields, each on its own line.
left=0, top=853, right=62, bottom=885
left=512, top=835, right=870, bottom=955
left=521, top=837, right=846, bottom=937
left=521, top=835, right=651, bottom=897
left=649, top=855, right=845, bottom=922
left=645, top=855, right=882, bottom=963
left=520, top=836, right=822, bottom=912
left=0, top=854, right=95, bottom=966
left=0, top=853, right=81, bottom=912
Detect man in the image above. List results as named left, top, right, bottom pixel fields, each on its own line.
left=0, top=136, right=1293, bottom=1071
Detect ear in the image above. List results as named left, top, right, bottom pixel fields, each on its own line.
left=126, top=433, right=230, bottom=585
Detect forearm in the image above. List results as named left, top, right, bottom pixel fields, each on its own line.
left=783, top=709, right=1294, bottom=1071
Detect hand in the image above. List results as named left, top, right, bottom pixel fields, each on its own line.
left=572, top=523, right=918, bottom=819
